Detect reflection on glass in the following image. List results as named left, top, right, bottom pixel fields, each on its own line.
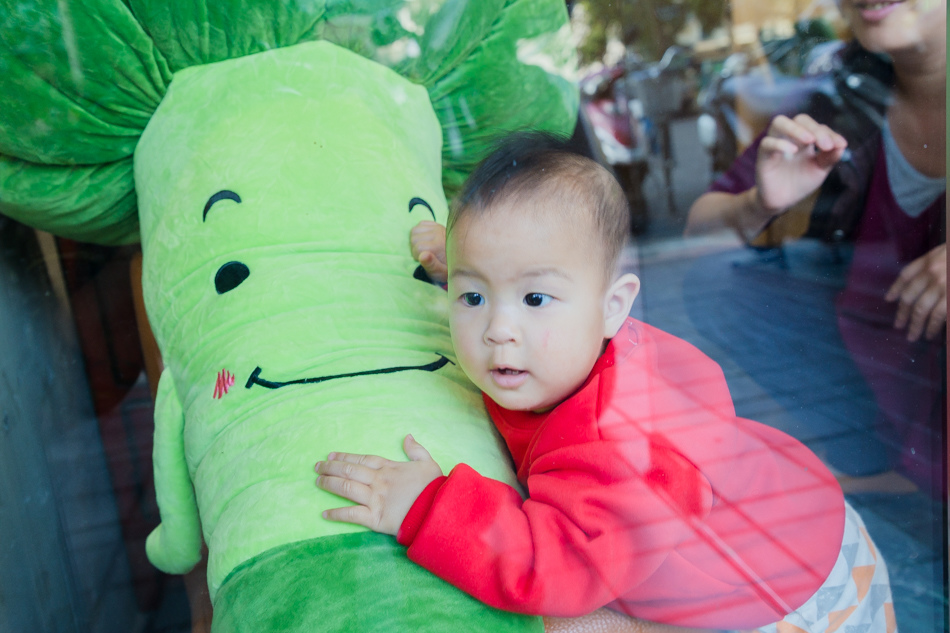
left=675, top=0, right=945, bottom=630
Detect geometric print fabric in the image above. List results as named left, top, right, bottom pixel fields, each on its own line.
left=743, top=501, right=896, bottom=633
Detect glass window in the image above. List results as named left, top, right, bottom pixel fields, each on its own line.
left=575, top=0, right=946, bottom=629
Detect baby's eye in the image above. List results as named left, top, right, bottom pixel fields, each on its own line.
left=461, top=292, right=484, bottom=307
left=524, top=293, right=551, bottom=307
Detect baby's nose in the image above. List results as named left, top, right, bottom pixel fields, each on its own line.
left=484, top=308, right=519, bottom=345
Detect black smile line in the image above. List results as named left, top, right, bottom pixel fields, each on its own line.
left=245, top=355, right=453, bottom=390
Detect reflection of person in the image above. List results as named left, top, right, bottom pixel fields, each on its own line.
left=685, top=0, right=946, bottom=492
left=315, top=133, right=893, bottom=631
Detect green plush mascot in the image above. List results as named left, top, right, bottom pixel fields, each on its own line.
left=0, top=1, right=578, bottom=631
left=139, top=42, right=543, bottom=631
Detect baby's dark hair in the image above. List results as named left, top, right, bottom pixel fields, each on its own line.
left=448, top=131, right=630, bottom=276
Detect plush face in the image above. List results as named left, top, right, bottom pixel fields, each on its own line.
left=447, top=197, right=613, bottom=413
left=139, top=44, right=448, bottom=391
left=135, top=42, right=519, bottom=598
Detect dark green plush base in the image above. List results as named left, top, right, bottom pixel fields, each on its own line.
left=212, top=532, right=543, bottom=633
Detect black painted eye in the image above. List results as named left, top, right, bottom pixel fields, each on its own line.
left=215, top=261, right=250, bottom=294
left=413, top=265, right=433, bottom=283
left=204, top=190, right=242, bottom=221
left=409, top=197, right=435, bottom=220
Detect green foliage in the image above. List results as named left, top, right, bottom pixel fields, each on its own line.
left=577, top=0, right=726, bottom=64
left=684, top=0, right=727, bottom=35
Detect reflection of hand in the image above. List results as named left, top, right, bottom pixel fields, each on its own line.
left=886, top=244, right=947, bottom=342
left=315, top=435, right=443, bottom=536
left=410, top=220, right=447, bottom=284
left=756, top=114, right=848, bottom=213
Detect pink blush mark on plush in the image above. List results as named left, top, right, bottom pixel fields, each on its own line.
left=214, top=369, right=236, bottom=399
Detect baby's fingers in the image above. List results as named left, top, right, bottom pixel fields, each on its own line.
left=323, top=451, right=388, bottom=469
left=410, top=221, right=445, bottom=252
left=411, top=220, right=442, bottom=236
left=315, top=458, right=380, bottom=486
left=316, top=473, right=373, bottom=506
left=418, top=252, right=448, bottom=284
left=404, top=434, right=434, bottom=462
left=322, top=504, right=376, bottom=528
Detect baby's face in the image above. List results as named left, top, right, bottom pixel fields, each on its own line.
left=447, top=199, right=612, bottom=412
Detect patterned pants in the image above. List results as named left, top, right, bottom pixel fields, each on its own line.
left=744, top=501, right=896, bottom=633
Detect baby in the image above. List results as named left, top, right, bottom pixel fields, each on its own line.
left=315, top=133, right=894, bottom=632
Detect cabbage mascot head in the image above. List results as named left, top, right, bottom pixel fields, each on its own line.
left=0, top=1, right=579, bottom=631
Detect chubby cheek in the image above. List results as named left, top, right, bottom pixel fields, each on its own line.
left=540, top=329, right=551, bottom=350
left=449, top=321, right=483, bottom=382
left=551, top=338, right=600, bottom=384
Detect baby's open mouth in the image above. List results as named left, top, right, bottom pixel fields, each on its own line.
left=246, top=354, right=452, bottom=390
left=491, top=367, right=529, bottom=388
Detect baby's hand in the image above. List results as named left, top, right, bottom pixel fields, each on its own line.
left=315, top=435, right=443, bottom=535
left=410, top=220, right=447, bottom=284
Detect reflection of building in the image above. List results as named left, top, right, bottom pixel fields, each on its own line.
left=692, top=0, right=847, bottom=60
left=731, top=0, right=848, bottom=45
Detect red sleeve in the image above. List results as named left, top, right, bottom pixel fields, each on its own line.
left=605, top=321, right=845, bottom=628
left=396, top=441, right=713, bottom=618
left=397, top=476, right=445, bottom=547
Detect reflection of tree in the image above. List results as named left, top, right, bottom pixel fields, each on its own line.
left=684, top=0, right=728, bottom=36
left=577, top=0, right=727, bottom=63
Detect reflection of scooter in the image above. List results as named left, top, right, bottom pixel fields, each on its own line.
left=696, top=52, right=749, bottom=176
left=626, top=46, right=695, bottom=216
left=580, top=65, right=650, bottom=234
left=696, top=22, right=843, bottom=176
left=697, top=54, right=836, bottom=176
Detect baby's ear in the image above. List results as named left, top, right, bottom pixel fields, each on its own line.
left=603, top=273, right=640, bottom=338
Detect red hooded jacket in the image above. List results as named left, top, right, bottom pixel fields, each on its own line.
left=398, top=318, right=844, bottom=629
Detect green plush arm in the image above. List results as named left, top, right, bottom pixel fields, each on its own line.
left=146, top=368, right=202, bottom=574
